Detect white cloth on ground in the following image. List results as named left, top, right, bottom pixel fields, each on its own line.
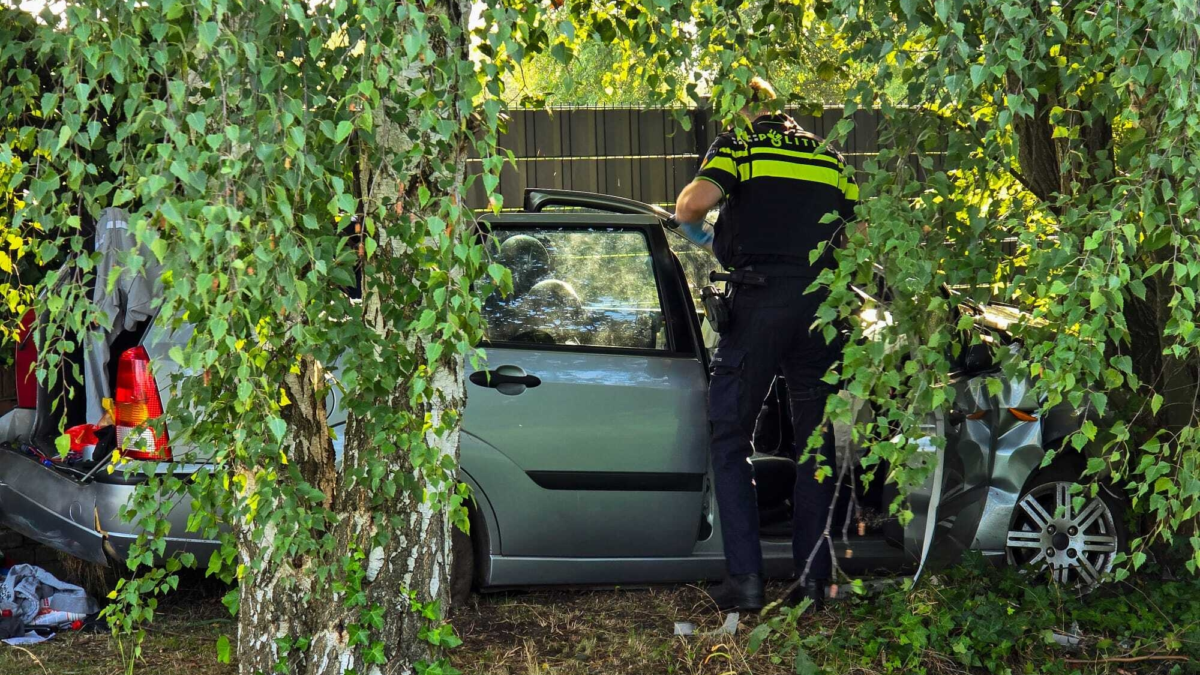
left=0, top=563, right=97, bottom=625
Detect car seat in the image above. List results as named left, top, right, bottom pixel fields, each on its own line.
left=498, top=234, right=550, bottom=297
left=515, top=278, right=586, bottom=344
left=484, top=235, right=553, bottom=342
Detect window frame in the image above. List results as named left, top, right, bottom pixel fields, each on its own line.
left=477, top=213, right=699, bottom=358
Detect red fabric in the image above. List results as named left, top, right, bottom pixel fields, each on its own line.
left=66, top=424, right=98, bottom=451
left=14, top=308, right=36, bottom=409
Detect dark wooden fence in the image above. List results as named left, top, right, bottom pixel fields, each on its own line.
left=466, top=106, right=882, bottom=211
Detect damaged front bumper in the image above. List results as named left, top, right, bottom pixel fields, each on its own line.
left=0, top=444, right=219, bottom=566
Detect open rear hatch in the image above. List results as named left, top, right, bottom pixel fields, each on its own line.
left=0, top=207, right=187, bottom=564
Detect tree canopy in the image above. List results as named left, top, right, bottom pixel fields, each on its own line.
left=503, top=12, right=853, bottom=107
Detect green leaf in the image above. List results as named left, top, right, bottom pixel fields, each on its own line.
left=55, top=432, right=71, bottom=458
left=207, top=550, right=224, bottom=577
left=1081, top=419, right=1097, bottom=441
left=985, top=377, right=1002, bottom=396
left=415, top=310, right=438, bottom=332
left=425, top=341, right=444, bottom=363
left=186, top=112, right=206, bottom=133
left=969, top=64, right=986, bottom=86
left=56, top=125, right=72, bottom=152
left=209, top=317, right=228, bottom=342
left=198, top=22, right=219, bottom=49
left=216, top=635, right=231, bottom=663
left=746, top=622, right=771, bottom=652
left=1071, top=431, right=1088, bottom=451
left=793, top=647, right=819, bottom=675
left=159, top=200, right=183, bottom=224
left=550, top=42, right=569, bottom=65
left=268, top=417, right=287, bottom=443
left=335, top=120, right=354, bottom=143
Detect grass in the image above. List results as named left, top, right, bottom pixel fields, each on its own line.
left=3, top=573, right=1197, bottom=675
left=452, top=582, right=807, bottom=675
left=2, top=580, right=782, bottom=675
left=450, top=571, right=1200, bottom=675
left=0, top=593, right=236, bottom=675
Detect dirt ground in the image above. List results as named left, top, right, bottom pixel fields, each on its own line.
left=2, top=580, right=1193, bottom=675
left=0, top=594, right=237, bottom=675
left=0, top=582, right=806, bottom=675
left=453, top=583, right=805, bottom=675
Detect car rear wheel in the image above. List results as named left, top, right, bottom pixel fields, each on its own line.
left=1005, top=463, right=1126, bottom=591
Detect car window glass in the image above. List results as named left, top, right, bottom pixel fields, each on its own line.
left=666, top=213, right=722, bottom=351
left=483, top=228, right=667, bottom=350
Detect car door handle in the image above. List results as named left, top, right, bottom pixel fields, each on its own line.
left=469, top=369, right=542, bottom=389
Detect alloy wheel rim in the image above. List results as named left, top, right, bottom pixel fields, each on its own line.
left=1005, top=481, right=1119, bottom=589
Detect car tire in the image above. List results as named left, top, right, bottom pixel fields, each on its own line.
left=1005, top=460, right=1127, bottom=591
left=449, top=522, right=475, bottom=610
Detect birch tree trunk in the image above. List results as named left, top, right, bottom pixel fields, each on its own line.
left=233, top=0, right=472, bottom=671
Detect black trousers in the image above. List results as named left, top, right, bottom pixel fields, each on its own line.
left=708, top=275, right=841, bottom=579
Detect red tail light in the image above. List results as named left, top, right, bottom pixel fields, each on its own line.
left=114, top=346, right=171, bottom=460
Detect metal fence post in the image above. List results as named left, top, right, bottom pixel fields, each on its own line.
left=690, top=99, right=711, bottom=171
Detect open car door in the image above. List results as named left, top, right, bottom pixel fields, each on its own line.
left=463, top=191, right=712, bottom=583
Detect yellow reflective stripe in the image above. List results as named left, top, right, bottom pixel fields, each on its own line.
left=746, top=146, right=842, bottom=167
left=702, top=154, right=737, bottom=177
left=736, top=160, right=842, bottom=187
left=837, top=168, right=859, bottom=200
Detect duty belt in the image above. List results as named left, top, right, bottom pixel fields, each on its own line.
left=709, top=270, right=767, bottom=287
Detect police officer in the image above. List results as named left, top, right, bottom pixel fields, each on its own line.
left=670, top=78, right=859, bottom=612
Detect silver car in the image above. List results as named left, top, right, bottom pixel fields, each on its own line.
left=0, top=189, right=1126, bottom=600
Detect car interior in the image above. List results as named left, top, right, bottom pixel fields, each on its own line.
left=749, top=377, right=904, bottom=551
left=481, top=229, right=667, bottom=350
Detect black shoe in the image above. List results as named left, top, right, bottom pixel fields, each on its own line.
left=706, top=573, right=765, bottom=612
left=784, top=578, right=826, bottom=613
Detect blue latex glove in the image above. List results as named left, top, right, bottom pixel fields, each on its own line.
left=673, top=218, right=714, bottom=248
